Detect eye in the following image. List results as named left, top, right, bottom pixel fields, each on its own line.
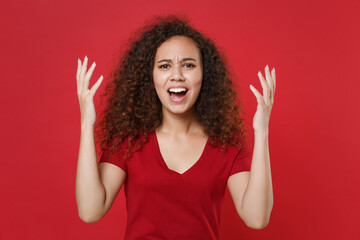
left=184, top=63, right=195, bottom=68
left=159, top=64, right=170, bottom=69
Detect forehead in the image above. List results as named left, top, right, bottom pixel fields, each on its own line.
left=155, top=36, right=201, bottom=60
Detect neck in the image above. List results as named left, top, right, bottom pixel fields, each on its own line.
left=157, top=107, right=204, bottom=136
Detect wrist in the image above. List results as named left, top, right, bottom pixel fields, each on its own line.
left=81, top=123, right=95, bottom=131
left=254, top=129, right=269, bottom=138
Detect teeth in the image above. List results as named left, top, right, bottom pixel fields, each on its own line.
left=168, top=88, right=187, bottom=93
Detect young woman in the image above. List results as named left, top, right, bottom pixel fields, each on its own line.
left=76, top=15, right=275, bottom=239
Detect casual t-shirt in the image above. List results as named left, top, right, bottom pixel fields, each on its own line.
left=98, top=130, right=251, bottom=240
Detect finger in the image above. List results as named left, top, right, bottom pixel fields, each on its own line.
left=83, top=61, right=96, bottom=91
left=250, top=84, right=265, bottom=106
left=80, top=56, right=88, bottom=90
left=76, top=59, right=81, bottom=90
left=265, top=65, right=274, bottom=98
left=271, top=68, right=276, bottom=97
left=258, top=70, right=270, bottom=106
left=89, top=75, right=104, bottom=97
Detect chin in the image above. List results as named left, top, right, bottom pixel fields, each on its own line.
left=162, top=105, right=195, bottom=116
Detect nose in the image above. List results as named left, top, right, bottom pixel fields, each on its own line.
left=171, top=65, right=184, bottom=81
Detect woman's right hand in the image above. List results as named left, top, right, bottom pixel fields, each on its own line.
left=76, top=56, right=104, bottom=127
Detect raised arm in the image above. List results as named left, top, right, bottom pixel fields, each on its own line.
left=227, top=65, right=275, bottom=229
left=75, top=56, right=126, bottom=223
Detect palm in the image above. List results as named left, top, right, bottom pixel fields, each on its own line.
left=249, top=65, right=276, bottom=134
left=76, top=56, right=104, bottom=127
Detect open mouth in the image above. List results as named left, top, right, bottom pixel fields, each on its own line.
left=168, top=87, right=188, bottom=101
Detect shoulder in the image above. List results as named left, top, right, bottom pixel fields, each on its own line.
left=206, top=140, right=240, bottom=162
left=208, top=138, right=244, bottom=154
left=108, top=130, right=155, bottom=154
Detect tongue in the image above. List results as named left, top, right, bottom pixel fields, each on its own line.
left=170, top=91, right=186, bottom=99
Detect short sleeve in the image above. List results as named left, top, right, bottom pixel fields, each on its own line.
left=229, top=147, right=252, bottom=176
left=98, top=146, right=128, bottom=174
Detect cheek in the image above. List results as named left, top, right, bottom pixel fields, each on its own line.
left=153, top=71, right=167, bottom=100
left=152, top=70, right=159, bottom=86
left=191, top=70, right=203, bottom=89
left=153, top=70, right=168, bottom=87
left=152, top=72, right=162, bottom=91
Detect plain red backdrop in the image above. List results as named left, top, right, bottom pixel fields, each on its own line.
left=1, top=0, right=359, bottom=239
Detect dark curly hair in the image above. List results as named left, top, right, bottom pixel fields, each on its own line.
left=96, top=14, right=248, bottom=161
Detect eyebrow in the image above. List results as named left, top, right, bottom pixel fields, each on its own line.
left=157, top=58, right=197, bottom=63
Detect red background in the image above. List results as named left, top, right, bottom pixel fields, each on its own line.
left=1, top=0, right=359, bottom=239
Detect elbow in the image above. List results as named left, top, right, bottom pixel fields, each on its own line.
left=76, top=199, right=106, bottom=223
left=78, top=212, right=102, bottom=223
left=246, top=218, right=269, bottom=230
left=242, top=209, right=272, bottom=230
left=77, top=207, right=104, bottom=223
left=242, top=200, right=273, bottom=230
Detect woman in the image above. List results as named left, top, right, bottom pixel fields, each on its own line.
left=76, top=15, right=275, bottom=239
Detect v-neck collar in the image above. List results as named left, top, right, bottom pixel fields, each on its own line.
left=151, top=130, right=209, bottom=176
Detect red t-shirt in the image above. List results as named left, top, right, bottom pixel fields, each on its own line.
left=98, top=130, right=251, bottom=240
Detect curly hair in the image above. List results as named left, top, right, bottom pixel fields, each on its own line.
left=96, top=14, right=248, bottom=161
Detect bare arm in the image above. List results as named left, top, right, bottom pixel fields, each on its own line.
left=228, top=133, right=273, bottom=229
left=228, top=65, right=276, bottom=229
left=76, top=124, right=106, bottom=222
left=75, top=56, right=126, bottom=223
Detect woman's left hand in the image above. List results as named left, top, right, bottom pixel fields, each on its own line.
left=249, top=65, right=276, bottom=134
